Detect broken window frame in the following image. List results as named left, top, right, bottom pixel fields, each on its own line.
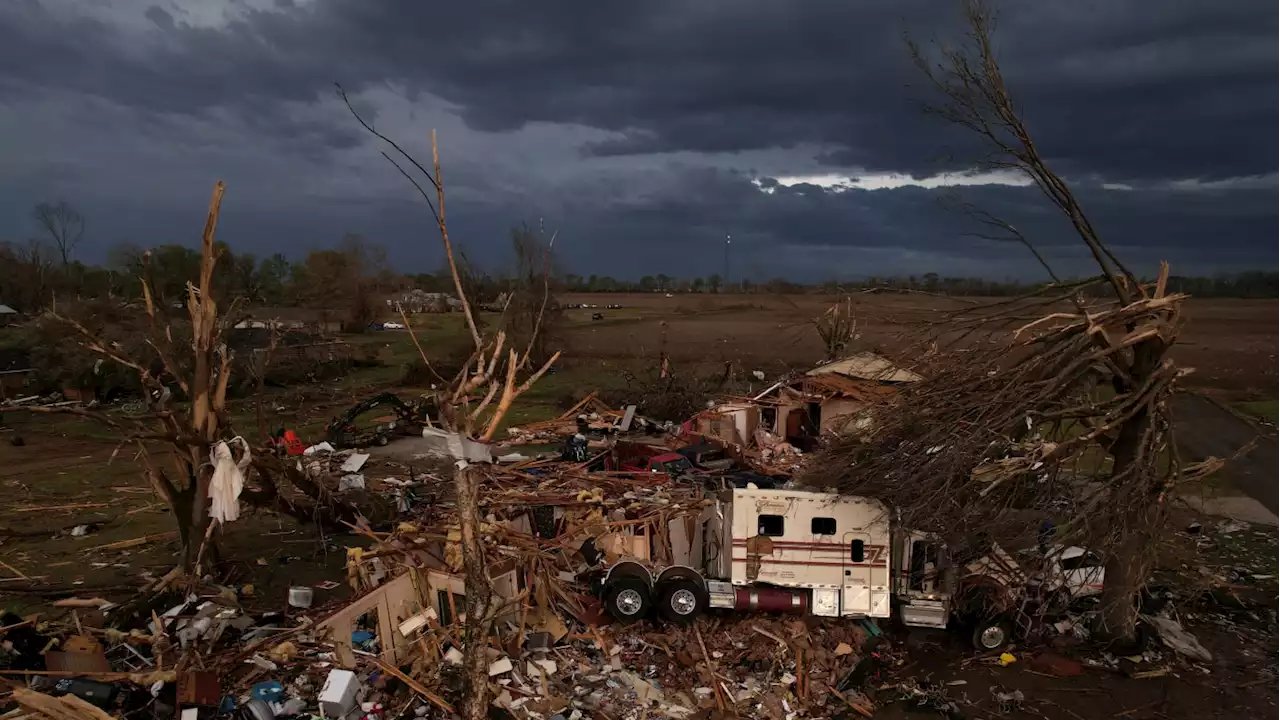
left=758, top=514, right=785, bottom=537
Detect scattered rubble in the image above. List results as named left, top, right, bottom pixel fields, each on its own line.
left=3, top=381, right=1276, bottom=720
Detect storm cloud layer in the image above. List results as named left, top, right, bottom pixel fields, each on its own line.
left=1, top=0, right=1275, bottom=280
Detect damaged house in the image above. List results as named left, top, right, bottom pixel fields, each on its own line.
left=695, top=352, right=921, bottom=450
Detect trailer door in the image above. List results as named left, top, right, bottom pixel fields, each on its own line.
left=841, top=531, right=873, bottom=615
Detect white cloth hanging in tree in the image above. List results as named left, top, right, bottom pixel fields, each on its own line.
left=208, top=436, right=251, bottom=522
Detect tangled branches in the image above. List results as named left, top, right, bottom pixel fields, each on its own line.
left=339, top=86, right=562, bottom=720
left=807, top=273, right=1220, bottom=620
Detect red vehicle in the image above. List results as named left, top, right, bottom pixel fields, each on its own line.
left=607, top=441, right=698, bottom=481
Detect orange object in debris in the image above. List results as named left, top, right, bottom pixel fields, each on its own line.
left=282, top=430, right=305, bottom=455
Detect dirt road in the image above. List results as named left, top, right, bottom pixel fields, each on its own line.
left=1173, top=393, right=1278, bottom=514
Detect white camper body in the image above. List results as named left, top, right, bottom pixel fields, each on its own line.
left=724, top=488, right=891, bottom=618
left=598, top=487, right=1105, bottom=649
left=601, top=488, right=892, bottom=624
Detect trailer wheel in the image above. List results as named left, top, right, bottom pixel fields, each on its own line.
left=972, top=618, right=1012, bottom=651
left=604, top=576, right=652, bottom=623
left=656, top=578, right=708, bottom=625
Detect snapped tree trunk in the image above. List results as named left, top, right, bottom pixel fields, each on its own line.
left=456, top=463, right=497, bottom=720
left=1099, top=339, right=1165, bottom=642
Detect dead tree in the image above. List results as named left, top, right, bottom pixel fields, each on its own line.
left=340, top=86, right=560, bottom=720
left=814, top=297, right=859, bottom=360
left=506, top=222, right=562, bottom=367
left=32, top=201, right=85, bottom=268
left=843, top=0, right=1196, bottom=642
left=30, top=184, right=362, bottom=583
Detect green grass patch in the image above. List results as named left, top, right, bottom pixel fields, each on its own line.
left=1235, top=399, right=1278, bottom=423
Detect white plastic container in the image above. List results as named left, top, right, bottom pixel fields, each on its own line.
left=318, top=669, right=361, bottom=719
left=287, top=586, right=314, bottom=609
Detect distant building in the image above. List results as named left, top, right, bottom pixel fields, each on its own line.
left=390, top=291, right=463, bottom=314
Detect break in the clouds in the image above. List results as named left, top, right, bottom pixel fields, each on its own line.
left=0, top=0, right=1275, bottom=280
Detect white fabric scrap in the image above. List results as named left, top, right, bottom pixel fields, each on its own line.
left=209, top=437, right=251, bottom=522
left=304, top=441, right=335, bottom=455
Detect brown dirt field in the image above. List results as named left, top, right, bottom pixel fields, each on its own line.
left=562, top=293, right=1277, bottom=400
left=0, top=429, right=359, bottom=612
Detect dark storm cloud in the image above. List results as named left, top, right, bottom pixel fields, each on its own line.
left=144, top=5, right=175, bottom=30
left=0, top=0, right=1275, bottom=279
left=1, top=1, right=1274, bottom=180
left=542, top=170, right=1277, bottom=280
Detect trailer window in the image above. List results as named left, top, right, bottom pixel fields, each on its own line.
left=758, top=514, right=785, bottom=537
left=850, top=539, right=865, bottom=563
left=811, top=517, right=836, bottom=536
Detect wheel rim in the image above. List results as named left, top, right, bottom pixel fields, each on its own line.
left=615, top=588, right=644, bottom=615
left=979, top=625, right=1006, bottom=649
left=670, top=588, right=698, bottom=615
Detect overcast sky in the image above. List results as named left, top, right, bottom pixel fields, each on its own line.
left=1, top=0, right=1275, bottom=281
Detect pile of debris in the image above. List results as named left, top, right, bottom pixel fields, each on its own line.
left=0, top=453, right=883, bottom=720
left=501, top=393, right=640, bottom=444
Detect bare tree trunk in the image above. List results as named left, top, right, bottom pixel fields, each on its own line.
left=336, top=99, right=561, bottom=720
left=456, top=463, right=496, bottom=720
left=172, top=486, right=197, bottom=565
left=1099, top=340, right=1164, bottom=641
left=184, top=467, right=215, bottom=570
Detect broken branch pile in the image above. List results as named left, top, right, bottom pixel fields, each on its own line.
left=808, top=270, right=1218, bottom=595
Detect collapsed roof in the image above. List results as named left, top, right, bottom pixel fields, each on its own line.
left=806, top=351, right=922, bottom=384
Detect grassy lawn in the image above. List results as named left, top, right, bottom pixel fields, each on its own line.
left=1235, top=399, right=1278, bottom=423
left=13, top=313, right=638, bottom=446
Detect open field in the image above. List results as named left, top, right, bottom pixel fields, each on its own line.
left=558, top=293, right=1278, bottom=401
left=1, top=292, right=1274, bottom=598
left=1, top=291, right=1275, bottom=720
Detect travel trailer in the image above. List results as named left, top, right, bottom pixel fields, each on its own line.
left=590, top=487, right=1103, bottom=650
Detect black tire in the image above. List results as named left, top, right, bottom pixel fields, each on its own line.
left=604, top=576, right=652, bottom=623
left=972, top=618, right=1013, bottom=651
left=374, top=433, right=389, bottom=447
left=656, top=578, right=708, bottom=625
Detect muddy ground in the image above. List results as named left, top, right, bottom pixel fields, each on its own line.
left=1, top=293, right=1275, bottom=718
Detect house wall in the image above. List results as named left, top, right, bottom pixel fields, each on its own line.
left=820, top=397, right=866, bottom=433
left=698, top=405, right=760, bottom=446
left=775, top=403, right=804, bottom=438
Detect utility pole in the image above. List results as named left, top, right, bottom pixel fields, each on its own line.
left=724, top=234, right=731, bottom=291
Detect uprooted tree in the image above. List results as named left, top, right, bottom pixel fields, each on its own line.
left=340, top=85, right=560, bottom=720
left=811, top=0, right=1219, bottom=645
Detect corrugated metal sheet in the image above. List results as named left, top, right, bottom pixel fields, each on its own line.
left=805, top=352, right=922, bottom=383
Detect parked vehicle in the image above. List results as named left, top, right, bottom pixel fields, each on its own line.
left=588, top=487, right=1104, bottom=649
left=676, top=442, right=736, bottom=472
